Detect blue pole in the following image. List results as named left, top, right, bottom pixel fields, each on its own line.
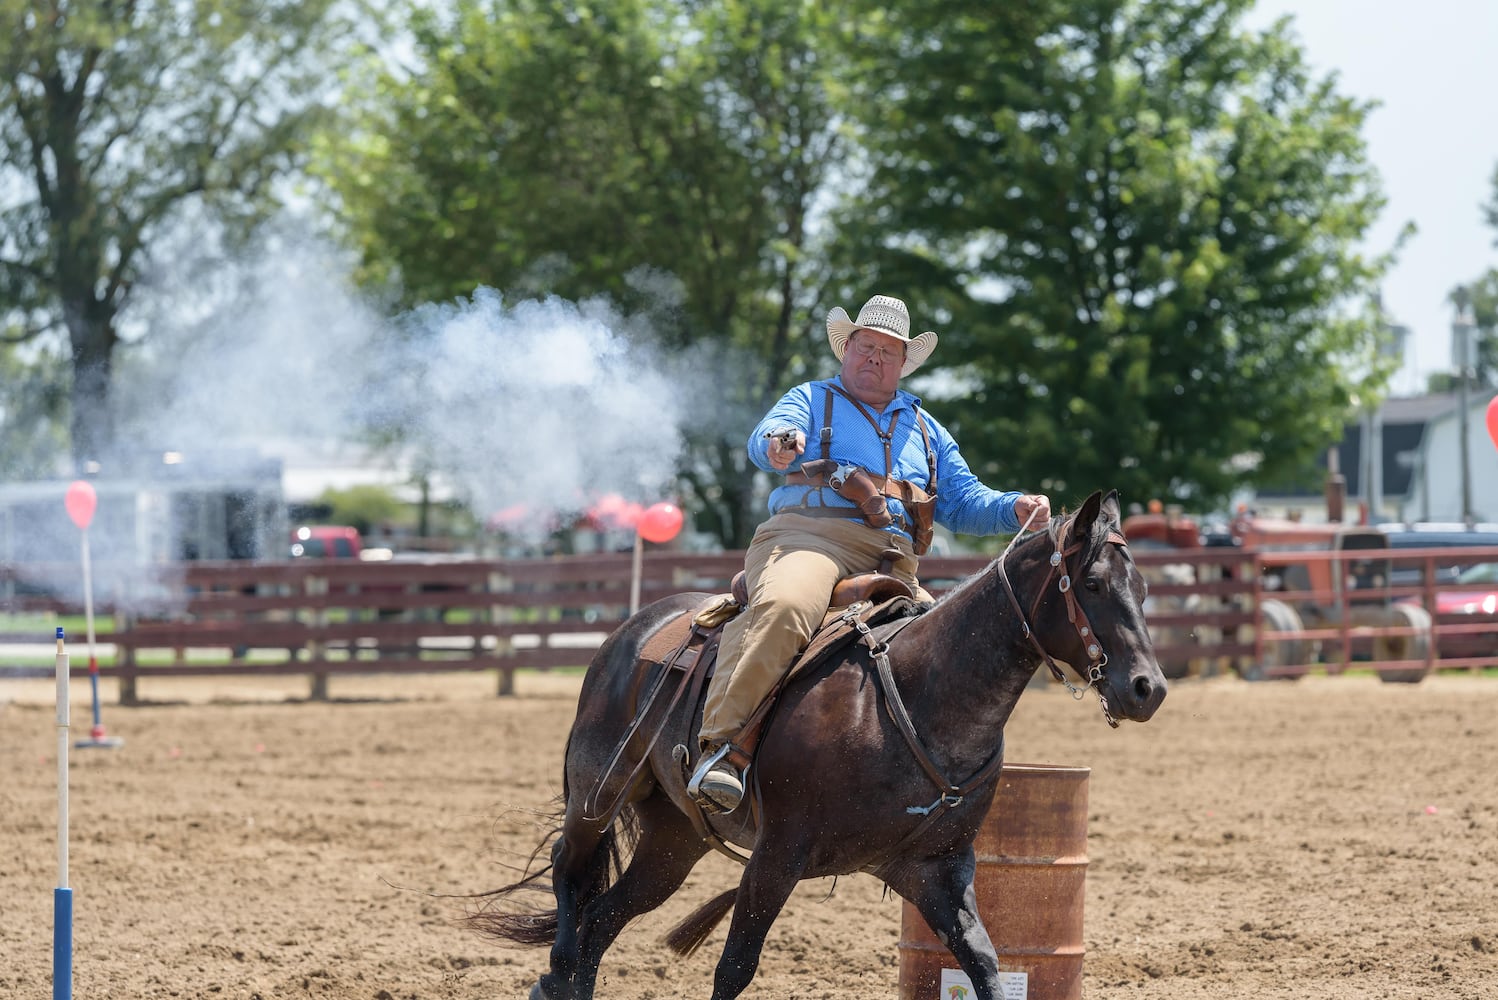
left=53, top=887, right=72, bottom=1000
left=54, top=625, right=73, bottom=1000
left=88, top=666, right=102, bottom=733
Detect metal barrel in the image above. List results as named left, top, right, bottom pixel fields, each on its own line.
left=897, top=763, right=1090, bottom=1000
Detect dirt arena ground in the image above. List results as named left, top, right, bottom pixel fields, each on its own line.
left=2, top=668, right=1496, bottom=999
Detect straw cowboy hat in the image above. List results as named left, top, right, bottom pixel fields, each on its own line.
left=826, top=294, right=938, bottom=377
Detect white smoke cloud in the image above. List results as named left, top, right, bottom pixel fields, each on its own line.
left=1, top=217, right=699, bottom=615
left=390, top=288, right=684, bottom=516
left=114, top=215, right=685, bottom=534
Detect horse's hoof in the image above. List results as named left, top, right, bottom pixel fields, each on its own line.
left=530, top=976, right=569, bottom=999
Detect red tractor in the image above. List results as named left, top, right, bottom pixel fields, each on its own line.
left=1230, top=515, right=1431, bottom=683
left=1121, top=506, right=1214, bottom=679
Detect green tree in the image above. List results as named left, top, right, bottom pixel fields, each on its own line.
left=1461, top=281, right=1498, bottom=386
left=0, top=0, right=357, bottom=468
left=836, top=0, right=1396, bottom=511
left=0, top=342, right=69, bottom=478
left=317, top=0, right=849, bottom=546
left=1441, top=284, right=1495, bottom=389
left=317, top=484, right=407, bottom=536
left=1450, top=163, right=1498, bottom=386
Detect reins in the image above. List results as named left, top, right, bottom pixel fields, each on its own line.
left=582, top=621, right=714, bottom=828
left=859, top=508, right=1125, bottom=852
left=852, top=611, right=1005, bottom=856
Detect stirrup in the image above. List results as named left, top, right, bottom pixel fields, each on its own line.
left=687, top=743, right=744, bottom=814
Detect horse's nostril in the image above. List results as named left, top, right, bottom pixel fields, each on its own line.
left=1133, top=676, right=1154, bottom=702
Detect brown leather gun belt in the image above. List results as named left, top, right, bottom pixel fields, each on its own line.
left=785, top=468, right=889, bottom=490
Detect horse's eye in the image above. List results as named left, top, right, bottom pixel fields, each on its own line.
left=1085, top=576, right=1100, bottom=592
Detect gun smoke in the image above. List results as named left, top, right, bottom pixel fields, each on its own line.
left=128, top=222, right=684, bottom=523
left=6, top=218, right=691, bottom=604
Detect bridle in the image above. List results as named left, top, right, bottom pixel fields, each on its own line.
left=996, top=510, right=1130, bottom=728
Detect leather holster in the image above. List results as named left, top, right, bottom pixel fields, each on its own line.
left=797, top=459, right=893, bottom=528
left=886, top=482, right=936, bottom=556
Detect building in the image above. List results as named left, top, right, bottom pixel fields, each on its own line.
left=0, top=453, right=287, bottom=608
left=1247, top=392, right=1498, bottom=525
left=1400, top=394, right=1498, bottom=523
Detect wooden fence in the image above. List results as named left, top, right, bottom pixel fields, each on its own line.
left=2, top=542, right=1495, bottom=703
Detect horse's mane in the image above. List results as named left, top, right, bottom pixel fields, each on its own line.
left=929, top=511, right=1072, bottom=611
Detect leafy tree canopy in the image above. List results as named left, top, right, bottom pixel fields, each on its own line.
left=317, top=484, right=407, bottom=536
left=0, top=341, right=69, bottom=479
left=317, top=0, right=852, bottom=545
left=0, top=0, right=360, bottom=467
left=1448, top=162, right=1498, bottom=386
left=834, top=0, right=1397, bottom=512
left=324, top=0, right=1406, bottom=537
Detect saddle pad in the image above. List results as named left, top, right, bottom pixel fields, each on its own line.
left=637, top=594, right=737, bottom=670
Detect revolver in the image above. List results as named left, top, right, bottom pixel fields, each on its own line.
left=763, top=427, right=801, bottom=453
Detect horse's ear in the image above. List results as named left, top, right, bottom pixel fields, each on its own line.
left=1101, top=490, right=1123, bottom=526
left=1070, top=490, right=1104, bottom=543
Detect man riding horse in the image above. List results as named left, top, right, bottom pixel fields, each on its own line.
left=691, top=294, right=1052, bottom=812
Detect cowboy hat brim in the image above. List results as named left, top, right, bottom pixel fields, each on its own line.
left=826, top=307, right=937, bottom=377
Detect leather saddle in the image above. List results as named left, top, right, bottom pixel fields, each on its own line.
left=639, top=553, right=923, bottom=776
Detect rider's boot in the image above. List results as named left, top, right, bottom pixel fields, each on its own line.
left=687, top=741, right=744, bottom=813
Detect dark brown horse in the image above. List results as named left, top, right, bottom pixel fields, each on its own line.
left=473, top=490, right=1166, bottom=1000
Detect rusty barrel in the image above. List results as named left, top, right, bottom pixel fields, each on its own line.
left=897, top=763, right=1090, bottom=1000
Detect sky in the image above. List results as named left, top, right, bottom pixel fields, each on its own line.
left=1244, top=0, right=1498, bottom=395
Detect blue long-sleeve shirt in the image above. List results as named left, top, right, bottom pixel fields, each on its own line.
left=751, top=377, right=1023, bottom=541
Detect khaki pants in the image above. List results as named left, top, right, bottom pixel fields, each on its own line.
left=699, top=512, right=931, bottom=746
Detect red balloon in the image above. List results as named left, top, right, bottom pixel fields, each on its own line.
left=590, top=493, right=625, bottom=519
left=487, top=503, right=530, bottom=531
left=588, top=493, right=643, bottom=530
left=637, top=502, right=684, bottom=543
left=65, top=480, right=97, bottom=530
left=1487, top=395, right=1498, bottom=454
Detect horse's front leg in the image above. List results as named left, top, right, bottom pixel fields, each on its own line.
left=709, top=840, right=808, bottom=1000
left=888, top=850, right=1005, bottom=1000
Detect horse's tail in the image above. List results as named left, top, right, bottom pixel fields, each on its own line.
left=464, top=798, right=639, bottom=947
left=663, top=887, right=737, bottom=956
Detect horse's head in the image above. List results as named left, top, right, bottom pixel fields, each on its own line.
left=1018, top=489, right=1167, bottom=725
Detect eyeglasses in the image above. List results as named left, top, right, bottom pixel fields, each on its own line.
left=849, top=337, right=905, bottom=365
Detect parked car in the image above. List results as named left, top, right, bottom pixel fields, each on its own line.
left=290, top=525, right=362, bottom=559
left=1434, top=562, right=1498, bottom=616
left=1398, top=561, right=1498, bottom=660
left=1378, top=525, right=1498, bottom=587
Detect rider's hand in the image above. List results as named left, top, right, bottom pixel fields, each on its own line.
left=1014, top=494, right=1051, bottom=530
left=768, top=430, right=805, bottom=471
